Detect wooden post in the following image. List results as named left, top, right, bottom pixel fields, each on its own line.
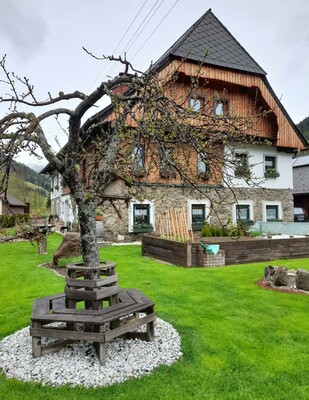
left=31, top=322, right=42, bottom=358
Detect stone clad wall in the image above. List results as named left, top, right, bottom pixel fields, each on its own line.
left=101, top=185, right=294, bottom=242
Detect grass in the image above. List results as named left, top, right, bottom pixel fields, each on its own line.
left=1, top=233, right=309, bottom=399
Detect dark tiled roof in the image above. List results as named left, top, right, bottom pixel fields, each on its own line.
left=154, top=9, right=266, bottom=75
left=293, top=165, right=309, bottom=194
left=0, top=192, right=27, bottom=207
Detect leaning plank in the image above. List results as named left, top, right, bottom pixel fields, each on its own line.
left=105, top=312, right=156, bottom=341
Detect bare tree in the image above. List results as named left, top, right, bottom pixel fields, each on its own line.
left=0, top=54, right=267, bottom=267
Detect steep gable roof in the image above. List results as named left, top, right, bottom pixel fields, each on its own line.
left=0, top=192, right=27, bottom=207
left=154, top=9, right=266, bottom=75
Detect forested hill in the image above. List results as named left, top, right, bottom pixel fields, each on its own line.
left=1, top=161, right=51, bottom=214
left=297, top=116, right=309, bottom=142
left=11, top=161, right=50, bottom=192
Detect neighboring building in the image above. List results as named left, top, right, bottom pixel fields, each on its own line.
left=293, top=154, right=309, bottom=215
left=0, top=192, right=28, bottom=215
left=42, top=9, right=307, bottom=241
left=47, top=171, right=75, bottom=225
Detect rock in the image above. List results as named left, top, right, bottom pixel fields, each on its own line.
left=296, top=269, right=309, bottom=291
left=273, top=267, right=288, bottom=287
left=264, top=265, right=276, bottom=280
left=53, top=232, right=81, bottom=265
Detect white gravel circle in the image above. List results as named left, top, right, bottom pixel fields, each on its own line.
left=0, top=318, right=182, bottom=388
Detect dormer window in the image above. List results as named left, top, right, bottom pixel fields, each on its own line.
left=214, top=98, right=229, bottom=116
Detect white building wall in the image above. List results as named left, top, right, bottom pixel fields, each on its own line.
left=224, top=144, right=293, bottom=190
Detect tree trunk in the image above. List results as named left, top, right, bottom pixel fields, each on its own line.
left=76, top=201, right=99, bottom=269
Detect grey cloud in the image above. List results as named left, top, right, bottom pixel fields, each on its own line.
left=0, top=0, right=48, bottom=58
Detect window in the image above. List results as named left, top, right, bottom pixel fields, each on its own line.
left=133, top=204, right=150, bottom=225
left=235, top=204, right=250, bottom=222
left=266, top=205, right=279, bottom=221
left=264, top=155, right=279, bottom=177
left=188, top=199, right=209, bottom=230
left=233, top=200, right=253, bottom=225
left=214, top=98, right=229, bottom=116
left=192, top=204, right=206, bottom=223
left=160, top=147, right=176, bottom=178
left=129, top=200, right=154, bottom=232
left=132, top=145, right=145, bottom=169
left=132, top=145, right=145, bottom=176
left=234, top=152, right=250, bottom=179
left=189, top=96, right=205, bottom=112
left=197, top=152, right=209, bottom=178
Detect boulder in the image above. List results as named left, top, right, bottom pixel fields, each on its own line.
left=264, top=265, right=276, bottom=281
left=296, top=269, right=309, bottom=291
left=273, top=267, right=288, bottom=287
left=53, top=232, right=81, bottom=266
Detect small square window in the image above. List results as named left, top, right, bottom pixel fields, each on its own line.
left=264, top=155, right=279, bottom=178
left=266, top=205, right=279, bottom=221
left=234, top=153, right=250, bottom=179
left=133, top=204, right=150, bottom=225
left=264, top=156, right=276, bottom=171
left=236, top=204, right=250, bottom=222
left=191, top=204, right=206, bottom=223
left=189, top=96, right=205, bottom=112
left=214, top=98, right=229, bottom=116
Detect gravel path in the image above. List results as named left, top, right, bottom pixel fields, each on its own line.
left=0, top=318, right=182, bottom=388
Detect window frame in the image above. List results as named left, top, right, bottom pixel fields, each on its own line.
left=188, top=199, right=210, bottom=230
left=197, top=152, right=209, bottom=179
left=234, top=152, right=250, bottom=179
left=233, top=200, right=254, bottom=224
left=189, top=95, right=205, bottom=112
left=264, top=155, right=279, bottom=178
left=214, top=97, right=229, bottom=116
left=159, top=146, right=176, bottom=178
left=128, top=200, right=155, bottom=232
left=132, top=144, right=145, bottom=170
left=262, top=201, right=282, bottom=222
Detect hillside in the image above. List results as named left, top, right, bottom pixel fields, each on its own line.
left=297, top=116, right=309, bottom=142
left=1, top=161, right=51, bottom=214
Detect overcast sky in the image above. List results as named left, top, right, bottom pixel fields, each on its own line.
left=1, top=0, right=309, bottom=168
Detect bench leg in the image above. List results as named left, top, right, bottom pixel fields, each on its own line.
left=146, top=307, right=155, bottom=342
left=31, top=322, right=42, bottom=358
left=94, top=325, right=107, bottom=366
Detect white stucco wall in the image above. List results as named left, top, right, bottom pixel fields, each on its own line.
left=224, top=144, right=293, bottom=189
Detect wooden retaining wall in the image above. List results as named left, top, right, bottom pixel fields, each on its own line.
left=142, top=235, right=309, bottom=267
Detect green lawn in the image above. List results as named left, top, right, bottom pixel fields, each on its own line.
left=1, top=234, right=309, bottom=400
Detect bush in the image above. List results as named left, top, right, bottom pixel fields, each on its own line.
left=0, top=213, right=29, bottom=228
left=200, top=221, right=243, bottom=238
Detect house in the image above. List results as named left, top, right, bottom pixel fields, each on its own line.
left=293, top=154, right=309, bottom=215
left=0, top=192, right=28, bottom=215
left=43, top=9, right=307, bottom=241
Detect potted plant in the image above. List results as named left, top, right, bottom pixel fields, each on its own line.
left=133, top=223, right=153, bottom=233
left=95, top=210, right=103, bottom=221
left=264, top=168, right=280, bottom=178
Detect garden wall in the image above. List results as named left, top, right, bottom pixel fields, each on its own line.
left=142, top=235, right=309, bottom=267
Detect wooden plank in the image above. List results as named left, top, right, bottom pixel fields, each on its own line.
left=65, top=274, right=118, bottom=288
left=65, top=285, right=120, bottom=301
left=30, top=327, right=106, bottom=342
left=105, top=313, right=156, bottom=341
left=41, top=340, right=75, bottom=357
left=31, top=312, right=104, bottom=324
